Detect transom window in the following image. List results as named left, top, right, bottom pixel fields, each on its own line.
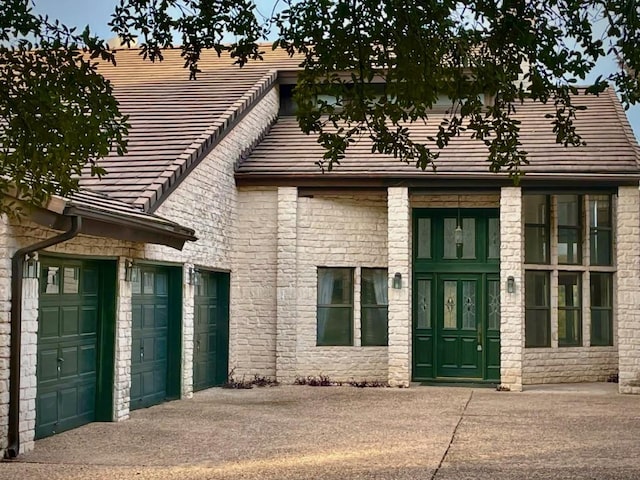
left=523, top=193, right=615, bottom=349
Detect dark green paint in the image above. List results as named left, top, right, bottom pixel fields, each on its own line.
left=412, top=209, right=500, bottom=382
left=36, top=257, right=116, bottom=440
left=130, top=264, right=182, bottom=410
left=193, top=271, right=230, bottom=391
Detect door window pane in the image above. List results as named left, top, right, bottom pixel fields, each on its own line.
left=591, top=273, right=613, bottom=346
left=488, top=218, right=500, bottom=259
left=416, top=280, right=432, bottom=329
left=361, top=268, right=388, bottom=346
left=525, top=271, right=550, bottom=347
left=558, top=272, right=581, bottom=346
left=443, top=218, right=457, bottom=259
left=43, top=266, right=60, bottom=294
left=143, top=271, right=155, bottom=295
left=317, top=268, right=353, bottom=346
left=462, top=218, right=476, bottom=259
left=443, top=281, right=457, bottom=329
left=487, top=280, right=500, bottom=331
left=417, top=218, right=431, bottom=259
left=62, top=267, right=79, bottom=294
left=462, top=281, right=476, bottom=330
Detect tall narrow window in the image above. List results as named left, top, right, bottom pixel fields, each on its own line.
left=361, top=268, right=388, bottom=346
left=558, top=273, right=581, bottom=346
left=589, top=195, right=612, bottom=266
left=525, top=271, right=550, bottom=347
left=590, top=273, right=613, bottom=346
left=317, top=268, right=354, bottom=346
left=557, top=195, right=582, bottom=265
left=524, top=195, right=549, bottom=264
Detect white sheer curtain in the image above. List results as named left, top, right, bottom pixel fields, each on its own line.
left=317, top=269, right=335, bottom=341
left=372, top=269, right=388, bottom=306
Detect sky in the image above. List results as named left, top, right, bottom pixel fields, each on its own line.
left=31, top=0, right=640, bottom=141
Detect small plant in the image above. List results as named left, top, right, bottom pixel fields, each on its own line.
left=348, top=379, right=389, bottom=388
left=222, top=368, right=279, bottom=389
left=294, top=375, right=339, bottom=386
left=496, top=384, right=511, bottom=392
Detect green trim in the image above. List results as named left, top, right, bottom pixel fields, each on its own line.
left=418, top=379, right=499, bottom=388
left=96, top=260, right=116, bottom=421
left=166, top=266, right=183, bottom=400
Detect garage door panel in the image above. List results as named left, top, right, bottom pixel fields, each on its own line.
left=59, top=387, right=78, bottom=420
left=142, top=305, right=155, bottom=329
left=81, top=307, right=98, bottom=334
left=155, top=305, right=168, bottom=328
left=61, top=307, right=80, bottom=337
left=132, top=305, right=142, bottom=330
left=130, top=372, right=142, bottom=400
left=38, top=348, right=59, bottom=383
left=79, top=344, right=97, bottom=374
left=40, top=307, right=60, bottom=338
left=59, top=346, right=79, bottom=378
left=37, top=392, right=58, bottom=427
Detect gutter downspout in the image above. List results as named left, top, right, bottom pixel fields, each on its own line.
left=4, top=216, right=82, bottom=459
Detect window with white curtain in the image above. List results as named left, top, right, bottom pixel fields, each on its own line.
left=317, top=268, right=354, bottom=346
left=361, top=268, right=389, bottom=346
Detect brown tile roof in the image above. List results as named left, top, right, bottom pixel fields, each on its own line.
left=82, top=46, right=301, bottom=211
left=237, top=88, right=640, bottom=186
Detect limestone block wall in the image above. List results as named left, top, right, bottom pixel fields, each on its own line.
left=617, top=186, right=640, bottom=394
left=523, top=348, right=618, bottom=384
left=230, top=187, right=278, bottom=378
left=500, top=187, right=524, bottom=391
left=294, top=193, right=389, bottom=382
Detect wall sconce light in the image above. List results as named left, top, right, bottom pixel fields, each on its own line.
left=392, top=272, right=402, bottom=289
left=507, top=276, right=515, bottom=294
left=23, top=253, right=40, bottom=279
left=187, top=266, right=196, bottom=285
left=124, top=259, right=134, bottom=282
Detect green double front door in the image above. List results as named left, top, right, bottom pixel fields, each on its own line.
left=193, top=271, right=230, bottom=391
left=412, top=209, right=501, bottom=382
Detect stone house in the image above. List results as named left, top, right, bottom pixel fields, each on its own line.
left=2, top=48, right=640, bottom=457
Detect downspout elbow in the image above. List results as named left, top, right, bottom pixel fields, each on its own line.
left=4, top=216, right=82, bottom=459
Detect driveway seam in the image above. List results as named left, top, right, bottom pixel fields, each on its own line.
left=430, top=390, right=473, bottom=480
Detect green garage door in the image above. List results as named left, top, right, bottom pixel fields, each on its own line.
left=130, top=265, right=181, bottom=410
left=193, top=271, right=229, bottom=391
left=37, top=258, right=115, bottom=440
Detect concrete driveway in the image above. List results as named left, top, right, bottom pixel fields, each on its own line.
left=2, top=384, right=639, bottom=479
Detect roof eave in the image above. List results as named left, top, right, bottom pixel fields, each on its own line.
left=235, top=172, right=640, bottom=188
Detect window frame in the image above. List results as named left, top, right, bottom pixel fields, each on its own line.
left=316, top=267, right=355, bottom=346
left=524, top=194, right=550, bottom=264
left=589, top=195, right=613, bottom=266
left=590, top=272, right=613, bottom=346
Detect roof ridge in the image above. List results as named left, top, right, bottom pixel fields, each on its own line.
left=133, top=68, right=279, bottom=212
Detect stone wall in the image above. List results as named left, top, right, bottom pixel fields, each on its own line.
left=616, top=186, right=640, bottom=394
left=294, top=193, right=389, bottom=382
left=230, top=187, right=278, bottom=378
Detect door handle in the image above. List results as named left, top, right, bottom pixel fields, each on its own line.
left=477, top=325, right=483, bottom=351
left=196, top=340, right=200, bottom=352
left=140, top=345, right=144, bottom=360
left=57, top=356, right=64, bottom=373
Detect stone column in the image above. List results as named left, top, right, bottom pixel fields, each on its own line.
left=276, top=187, right=298, bottom=383
left=112, top=257, right=132, bottom=421
left=616, top=186, right=640, bottom=394
left=19, top=275, right=38, bottom=454
left=387, top=187, right=411, bottom=387
left=500, top=187, right=524, bottom=391
left=181, top=264, right=195, bottom=398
